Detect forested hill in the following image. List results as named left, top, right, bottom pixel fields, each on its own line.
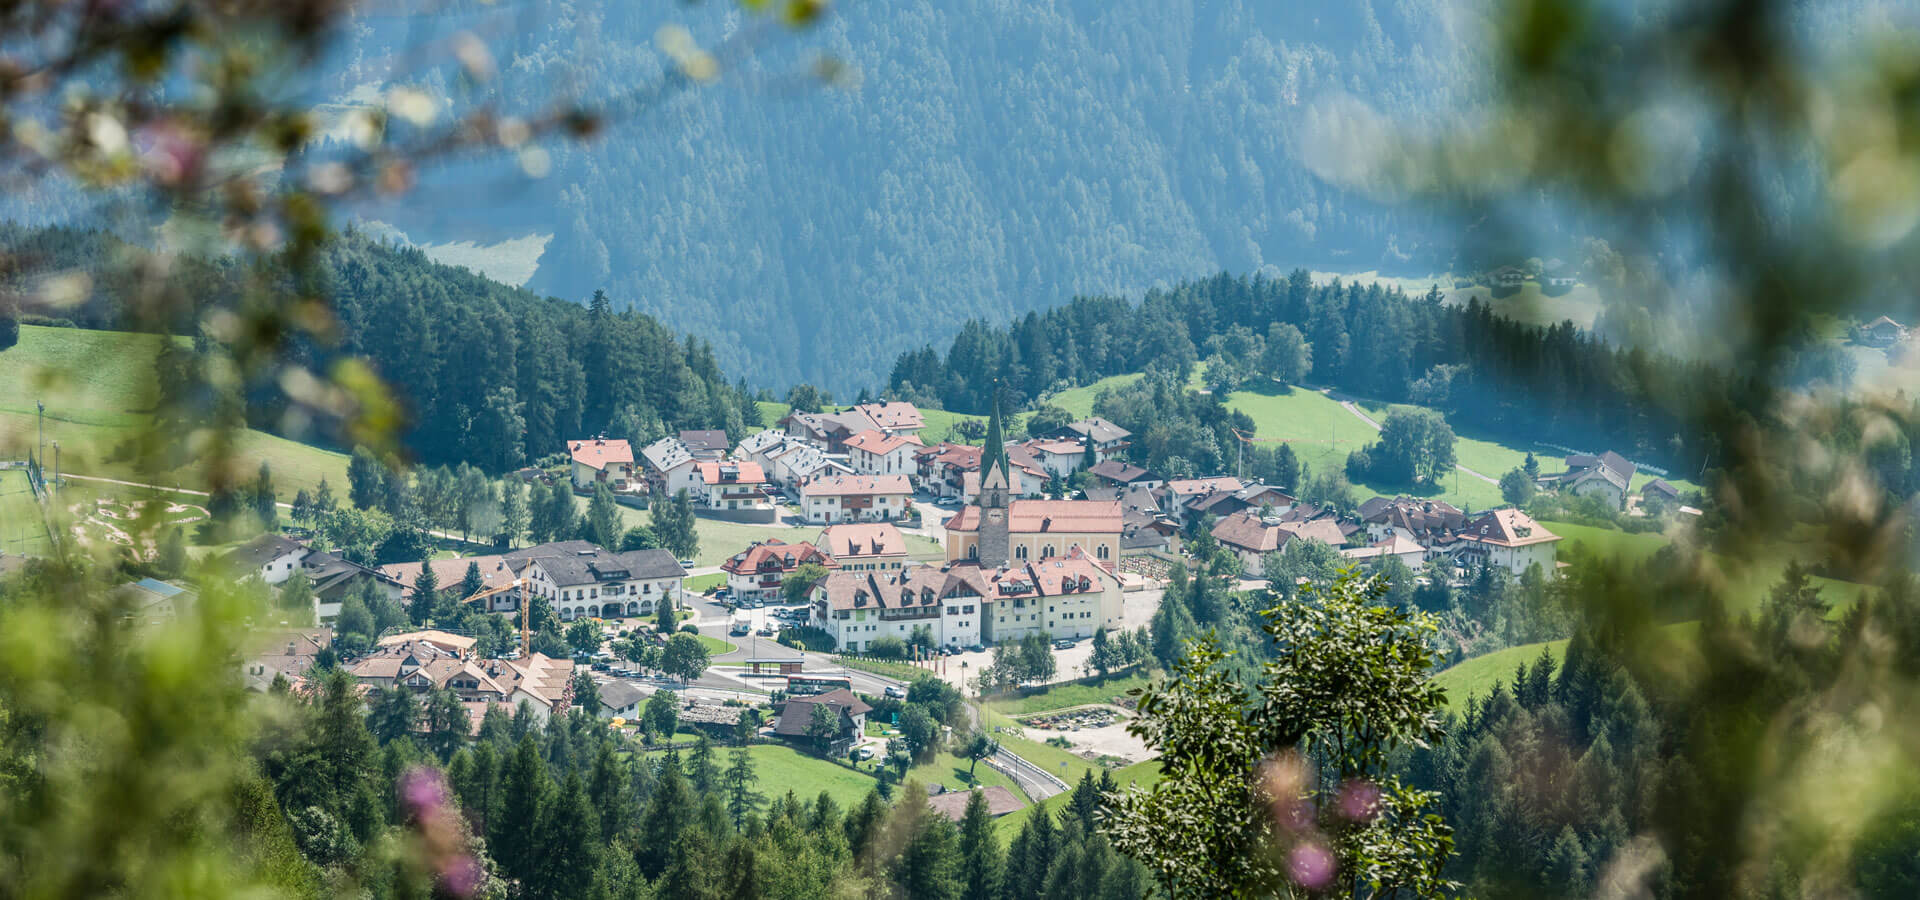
left=317, top=0, right=1474, bottom=391
left=0, top=225, right=759, bottom=471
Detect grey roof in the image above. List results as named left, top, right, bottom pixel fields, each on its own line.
left=597, top=680, right=648, bottom=712
left=680, top=430, right=730, bottom=455
left=736, top=428, right=791, bottom=458
left=1058, top=417, right=1132, bottom=445
left=1565, top=451, right=1637, bottom=484
left=1643, top=479, right=1681, bottom=499
left=505, top=541, right=684, bottom=586
left=223, top=534, right=306, bottom=571
left=641, top=437, right=694, bottom=472
left=1086, top=459, right=1153, bottom=484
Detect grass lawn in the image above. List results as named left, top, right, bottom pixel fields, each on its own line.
left=696, top=635, right=736, bottom=655
left=906, top=749, right=1024, bottom=796
left=0, top=325, right=351, bottom=494
left=1043, top=373, right=1143, bottom=419
left=0, top=469, right=51, bottom=557
left=742, top=744, right=881, bottom=809
left=1431, top=639, right=1566, bottom=707
left=838, top=656, right=935, bottom=682
left=994, top=758, right=1162, bottom=838
left=985, top=671, right=1152, bottom=717
left=685, top=572, right=725, bottom=593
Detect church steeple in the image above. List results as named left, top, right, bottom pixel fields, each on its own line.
left=976, top=387, right=1011, bottom=567
left=981, top=388, right=1008, bottom=481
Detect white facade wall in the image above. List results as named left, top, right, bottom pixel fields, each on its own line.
left=260, top=549, right=306, bottom=585
left=525, top=562, right=680, bottom=621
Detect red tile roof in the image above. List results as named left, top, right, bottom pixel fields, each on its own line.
left=850, top=401, right=925, bottom=431
left=801, top=474, right=913, bottom=497
left=721, top=539, right=839, bottom=576
left=698, top=460, right=767, bottom=485
left=817, top=523, right=908, bottom=558
left=944, top=499, right=1123, bottom=534
left=1460, top=509, right=1561, bottom=547
left=845, top=430, right=925, bottom=456
left=569, top=439, right=634, bottom=471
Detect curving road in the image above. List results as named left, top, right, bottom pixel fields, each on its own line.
left=1330, top=393, right=1499, bottom=486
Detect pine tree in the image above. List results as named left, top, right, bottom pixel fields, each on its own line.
left=347, top=447, right=384, bottom=510
left=958, top=789, right=1004, bottom=900
left=547, top=480, right=578, bottom=544
left=313, top=476, right=336, bottom=515
left=586, top=481, right=621, bottom=549
left=290, top=488, right=313, bottom=526
left=721, top=836, right=765, bottom=900
left=499, top=479, right=528, bottom=549
left=656, top=827, right=721, bottom=900
left=891, top=785, right=962, bottom=900
left=687, top=734, right=719, bottom=794
left=156, top=527, right=187, bottom=578
left=410, top=560, right=439, bottom=626
left=494, top=734, right=552, bottom=884
left=252, top=461, right=277, bottom=530
left=529, top=770, right=602, bottom=899
left=587, top=743, right=633, bottom=840
left=637, top=756, right=694, bottom=878
left=723, top=747, right=762, bottom=828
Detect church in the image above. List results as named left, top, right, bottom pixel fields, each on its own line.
left=939, top=400, right=1124, bottom=568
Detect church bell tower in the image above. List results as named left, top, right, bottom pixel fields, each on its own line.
left=977, top=392, right=1011, bottom=568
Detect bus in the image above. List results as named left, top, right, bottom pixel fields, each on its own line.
left=785, top=672, right=853, bottom=696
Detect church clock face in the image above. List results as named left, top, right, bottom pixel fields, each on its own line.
left=987, top=510, right=1004, bottom=523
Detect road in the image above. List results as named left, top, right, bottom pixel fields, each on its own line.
left=1331, top=393, right=1500, bottom=486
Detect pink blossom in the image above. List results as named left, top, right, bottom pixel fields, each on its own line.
left=442, top=854, right=485, bottom=898
left=400, top=767, right=449, bottom=816
left=1337, top=779, right=1382, bottom=823
left=1288, top=842, right=1336, bottom=891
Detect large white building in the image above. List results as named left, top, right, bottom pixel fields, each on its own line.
left=503, top=541, right=687, bottom=621
left=844, top=430, right=925, bottom=477
left=1455, top=509, right=1562, bottom=576
left=811, top=549, right=1122, bottom=652
left=799, top=474, right=913, bottom=524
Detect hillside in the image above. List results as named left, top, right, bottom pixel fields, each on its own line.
left=282, top=0, right=1488, bottom=392
left=0, top=325, right=350, bottom=493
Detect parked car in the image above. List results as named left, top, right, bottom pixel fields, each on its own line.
left=968, top=644, right=985, bottom=653
left=1052, top=639, right=1076, bottom=650
left=883, top=685, right=906, bottom=699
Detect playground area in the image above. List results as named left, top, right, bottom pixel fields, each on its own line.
left=61, top=487, right=207, bottom=560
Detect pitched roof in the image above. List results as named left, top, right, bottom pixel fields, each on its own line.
left=379, top=554, right=514, bottom=598
left=800, top=474, right=913, bottom=497
left=928, top=786, right=1027, bottom=821
left=1086, top=460, right=1153, bottom=484
left=773, top=689, right=872, bottom=735
left=1211, top=511, right=1346, bottom=554
left=678, top=430, right=731, bottom=454
left=377, top=630, right=477, bottom=652
left=505, top=541, right=686, bottom=586
left=640, top=437, right=695, bottom=472
left=1022, top=438, right=1087, bottom=456
left=1643, top=479, right=1682, bottom=499
left=845, top=430, right=925, bottom=456
left=850, top=401, right=925, bottom=431
left=1163, top=476, right=1244, bottom=498
left=1565, top=451, right=1637, bottom=484
left=698, top=460, right=767, bottom=486
left=1460, top=509, right=1561, bottom=547
left=1057, top=417, right=1131, bottom=445
left=1868, top=315, right=1904, bottom=330
left=569, top=438, right=634, bottom=471
left=223, top=533, right=306, bottom=571
left=920, top=442, right=983, bottom=470
left=817, top=522, right=909, bottom=559
left=1341, top=534, right=1427, bottom=561
left=721, top=539, right=838, bottom=576
left=597, top=680, right=648, bottom=712
left=735, top=429, right=792, bottom=458
left=1357, top=496, right=1466, bottom=537
left=943, top=499, right=1124, bottom=534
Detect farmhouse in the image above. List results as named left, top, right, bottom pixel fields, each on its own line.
left=569, top=438, right=635, bottom=490
left=773, top=688, right=871, bottom=753
left=1455, top=509, right=1561, bottom=576
left=1552, top=451, right=1637, bottom=511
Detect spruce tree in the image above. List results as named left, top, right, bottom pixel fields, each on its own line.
left=637, top=756, right=694, bottom=878
left=410, top=560, right=439, bottom=626
left=722, top=748, right=762, bottom=828
left=958, top=789, right=1004, bottom=900
left=586, top=481, right=621, bottom=549
left=529, top=770, right=601, bottom=899
left=494, top=734, right=551, bottom=884
left=313, top=476, right=336, bottom=515
left=499, top=479, right=528, bottom=549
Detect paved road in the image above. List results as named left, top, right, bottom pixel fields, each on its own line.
left=1331, top=394, right=1500, bottom=486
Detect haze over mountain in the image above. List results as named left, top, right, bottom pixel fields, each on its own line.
left=317, top=0, right=1478, bottom=392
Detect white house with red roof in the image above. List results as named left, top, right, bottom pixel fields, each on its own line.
left=844, top=429, right=925, bottom=477
left=1020, top=437, right=1093, bottom=479
left=817, top=522, right=912, bottom=573
left=1456, top=509, right=1562, bottom=576
left=569, top=438, right=636, bottom=490
left=698, top=459, right=774, bottom=519
left=722, top=538, right=840, bottom=601
left=799, top=474, right=913, bottom=524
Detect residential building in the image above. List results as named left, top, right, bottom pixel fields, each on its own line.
left=568, top=438, right=635, bottom=490
left=817, top=522, right=912, bottom=573
left=597, top=680, right=648, bottom=719
left=679, top=429, right=731, bottom=461
left=346, top=638, right=576, bottom=722
left=1157, top=476, right=1247, bottom=523
left=378, top=554, right=515, bottom=605
left=778, top=408, right=886, bottom=452
left=978, top=552, right=1124, bottom=643
left=1086, top=459, right=1163, bottom=490
left=1357, top=496, right=1467, bottom=549
left=845, top=429, right=925, bottom=477
left=1642, top=479, right=1682, bottom=503
left=766, top=442, right=850, bottom=489
left=1456, top=509, right=1562, bottom=576
left=299, top=550, right=406, bottom=624
left=1340, top=535, right=1429, bottom=569
left=1051, top=418, right=1132, bottom=461
left=849, top=401, right=926, bottom=437
left=772, top=688, right=871, bottom=753
left=813, top=550, right=1124, bottom=650
left=698, top=460, right=774, bottom=517
left=640, top=437, right=702, bottom=499
left=1183, top=482, right=1297, bottom=521
left=1490, top=265, right=1526, bottom=287
left=1865, top=315, right=1909, bottom=347
left=799, top=474, right=913, bottom=524
left=721, top=539, right=839, bottom=601
left=503, top=541, right=686, bottom=620
left=1019, top=437, right=1092, bottom=479
left=222, top=533, right=307, bottom=585
left=1552, top=451, right=1637, bottom=511
left=917, top=442, right=982, bottom=498
left=1210, top=510, right=1348, bottom=577
left=242, top=627, right=332, bottom=692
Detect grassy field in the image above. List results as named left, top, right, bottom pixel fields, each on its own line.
left=1431, top=639, right=1566, bottom=707
left=696, top=635, right=736, bottom=655
left=0, top=469, right=51, bottom=557
left=685, top=572, right=725, bottom=593
left=1043, top=373, right=1143, bottom=419
left=1543, top=519, right=1868, bottom=614
left=742, top=744, right=880, bottom=809
left=0, top=325, right=351, bottom=494
left=985, top=671, right=1152, bottom=717
left=906, top=750, right=1024, bottom=795
left=994, top=758, right=1161, bottom=837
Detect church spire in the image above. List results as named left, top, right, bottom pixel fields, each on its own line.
left=981, top=385, right=1007, bottom=481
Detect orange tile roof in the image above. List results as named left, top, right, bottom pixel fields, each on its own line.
left=801, top=474, right=913, bottom=497
left=698, top=460, right=767, bottom=485
left=1460, top=509, right=1561, bottom=547
left=944, top=499, right=1123, bottom=534
left=817, top=523, right=908, bottom=558
left=845, top=430, right=925, bottom=456
left=569, top=439, right=634, bottom=470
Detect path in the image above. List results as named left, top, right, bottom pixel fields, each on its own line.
left=1329, top=393, right=1500, bottom=486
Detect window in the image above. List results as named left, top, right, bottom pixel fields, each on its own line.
left=1015, top=546, right=1028, bottom=560
left=1097, top=545, right=1110, bottom=560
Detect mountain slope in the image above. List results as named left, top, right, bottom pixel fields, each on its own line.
left=323, top=0, right=1476, bottom=391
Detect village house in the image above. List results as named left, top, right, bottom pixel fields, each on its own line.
left=379, top=554, right=516, bottom=606
left=1340, top=534, right=1429, bottom=569
left=346, top=637, right=577, bottom=723
left=503, top=540, right=686, bottom=621
left=1049, top=417, right=1132, bottom=462
left=1085, top=459, right=1163, bottom=490
left=799, top=474, right=913, bottom=524
left=223, top=533, right=307, bottom=584
left=1209, top=510, right=1349, bottom=577
left=1018, top=437, right=1094, bottom=480
left=721, top=538, right=839, bottom=602
left=698, top=460, right=776, bottom=521
left=115, top=578, right=194, bottom=624
left=1864, top=315, right=1909, bottom=347
left=1455, top=509, right=1562, bottom=576
left=917, top=442, right=982, bottom=499
left=597, top=680, right=648, bottom=719
left=772, top=688, right=870, bottom=753
left=678, top=429, right=731, bottom=461
left=777, top=408, right=891, bottom=453
left=569, top=438, right=636, bottom=490
left=1642, top=479, right=1682, bottom=505
left=1550, top=451, right=1637, bottom=512
left=1357, top=496, right=1468, bottom=552
left=640, top=437, right=702, bottom=499
left=1489, top=265, right=1527, bottom=287
left=1156, top=476, right=1247, bottom=524
left=817, top=522, right=912, bottom=573
left=767, top=442, right=851, bottom=489
left=811, top=548, right=1123, bottom=651
left=222, top=534, right=405, bottom=625
left=1182, top=482, right=1298, bottom=522
left=849, top=401, right=926, bottom=438
left=845, top=429, right=925, bottom=477
left=241, top=627, right=332, bottom=692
